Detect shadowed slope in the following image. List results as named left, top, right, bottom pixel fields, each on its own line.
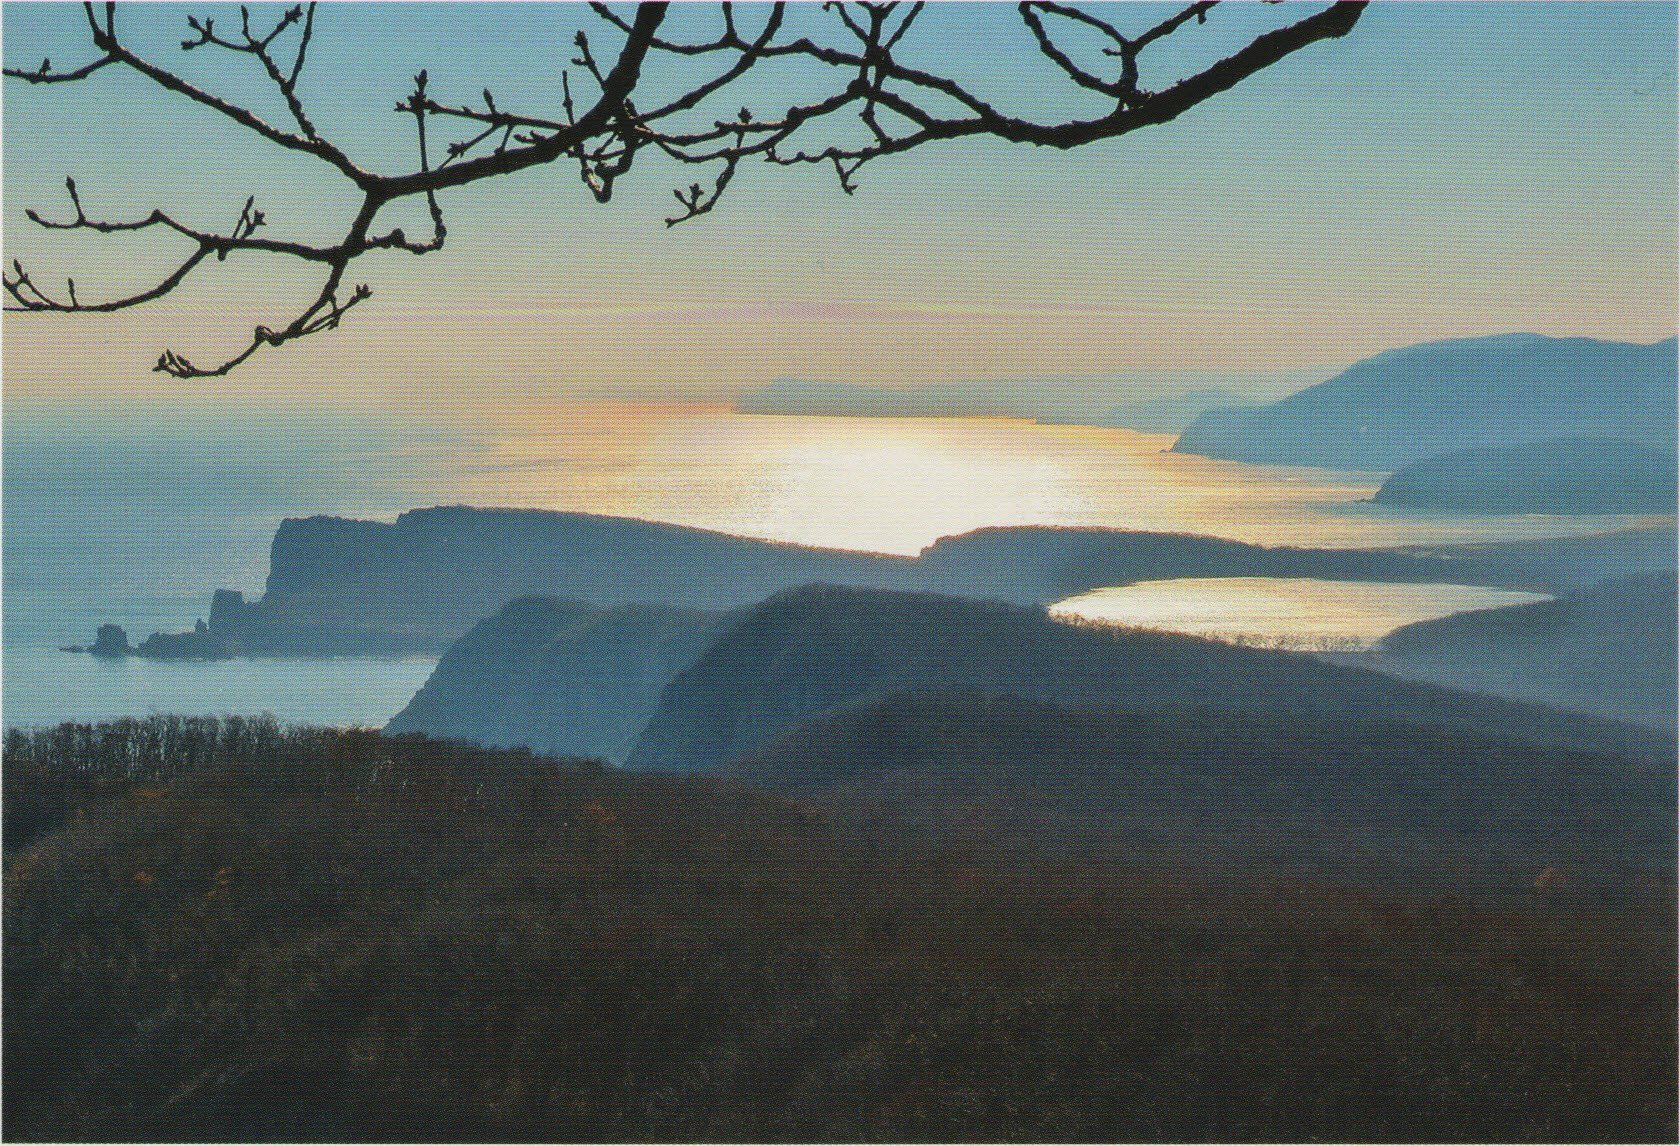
left=627, top=585, right=1673, bottom=773
left=386, top=596, right=722, bottom=761
left=731, top=688, right=1676, bottom=895
left=1368, top=572, right=1679, bottom=729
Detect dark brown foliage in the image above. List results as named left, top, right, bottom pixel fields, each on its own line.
left=5, top=716, right=1673, bottom=1142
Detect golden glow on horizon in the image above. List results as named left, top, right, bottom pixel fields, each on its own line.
left=383, top=404, right=1662, bottom=557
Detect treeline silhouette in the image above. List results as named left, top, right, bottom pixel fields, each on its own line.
left=2, top=715, right=596, bottom=853
left=5, top=716, right=1674, bottom=1142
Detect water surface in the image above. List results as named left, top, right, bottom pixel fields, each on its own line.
left=1050, top=578, right=1552, bottom=650
left=5, top=399, right=1662, bottom=728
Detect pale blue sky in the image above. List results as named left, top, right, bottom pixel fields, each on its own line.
left=4, top=2, right=1675, bottom=405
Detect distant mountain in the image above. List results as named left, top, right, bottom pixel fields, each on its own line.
left=730, top=688, right=1674, bottom=892
left=1173, top=334, right=1679, bottom=470
left=1367, top=572, right=1678, bottom=730
left=626, top=585, right=1670, bottom=773
left=1387, top=525, right=1678, bottom=595
left=734, top=370, right=1326, bottom=425
left=1087, top=388, right=1259, bottom=434
left=385, top=596, right=721, bottom=761
left=1372, top=437, right=1678, bottom=515
left=203, top=506, right=911, bottom=655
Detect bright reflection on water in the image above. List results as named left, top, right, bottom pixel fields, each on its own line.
left=5, top=400, right=1668, bottom=727
left=434, top=406, right=1662, bottom=556
left=1050, top=578, right=1553, bottom=650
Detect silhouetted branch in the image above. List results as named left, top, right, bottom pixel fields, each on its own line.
left=5, top=0, right=1366, bottom=376
left=180, top=4, right=321, bottom=139
left=3, top=54, right=118, bottom=83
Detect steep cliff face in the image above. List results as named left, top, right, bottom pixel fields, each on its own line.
left=211, top=506, right=914, bottom=655
left=385, top=596, right=722, bottom=761
left=1174, top=334, right=1678, bottom=470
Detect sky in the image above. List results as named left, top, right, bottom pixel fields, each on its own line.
left=2, top=1, right=1676, bottom=408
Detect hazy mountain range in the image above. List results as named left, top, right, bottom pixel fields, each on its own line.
left=733, top=370, right=1319, bottom=425
left=385, top=596, right=722, bottom=760
left=624, top=585, right=1670, bottom=772
left=1173, top=333, right=1678, bottom=470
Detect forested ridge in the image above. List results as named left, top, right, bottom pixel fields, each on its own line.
left=628, top=585, right=1673, bottom=771
left=5, top=716, right=1673, bottom=1142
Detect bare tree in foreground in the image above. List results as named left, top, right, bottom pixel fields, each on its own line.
left=5, top=1, right=1366, bottom=378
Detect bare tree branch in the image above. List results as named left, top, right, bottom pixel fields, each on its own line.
left=4, top=1, right=1367, bottom=377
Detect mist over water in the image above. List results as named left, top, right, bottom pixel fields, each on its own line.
left=4, top=399, right=1662, bottom=728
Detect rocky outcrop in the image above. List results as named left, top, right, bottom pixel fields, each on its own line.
left=71, top=619, right=234, bottom=660
left=87, top=624, right=133, bottom=658
left=134, top=620, right=236, bottom=661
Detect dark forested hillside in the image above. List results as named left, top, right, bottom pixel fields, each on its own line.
left=385, top=596, right=722, bottom=760
left=731, top=689, right=1675, bottom=896
left=5, top=718, right=1674, bottom=1143
left=627, top=585, right=1673, bottom=773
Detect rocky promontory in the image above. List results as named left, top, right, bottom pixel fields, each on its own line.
left=66, top=619, right=235, bottom=661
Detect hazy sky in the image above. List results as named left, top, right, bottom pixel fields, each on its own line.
left=3, top=2, right=1676, bottom=407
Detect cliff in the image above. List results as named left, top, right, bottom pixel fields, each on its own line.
left=209, top=506, right=912, bottom=656
left=146, top=509, right=1676, bottom=658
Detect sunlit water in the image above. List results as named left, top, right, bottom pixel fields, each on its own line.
left=4, top=399, right=1665, bottom=728
left=1050, top=578, right=1552, bottom=650
left=429, top=403, right=1659, bottom=556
